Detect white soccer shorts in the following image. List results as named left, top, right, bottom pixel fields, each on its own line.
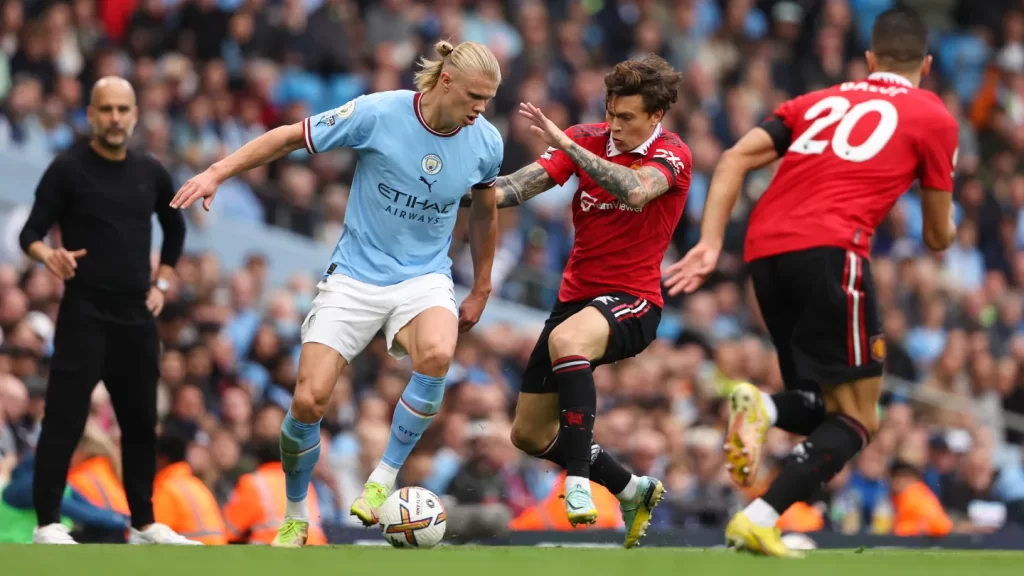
left=300, top=273, right=458, bottom=361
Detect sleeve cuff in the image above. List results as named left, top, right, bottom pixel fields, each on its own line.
left=303, top=118, right=317, bottom=154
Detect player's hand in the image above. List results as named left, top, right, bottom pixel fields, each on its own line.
left=146, top=286, right=165, bottom=317
left=458, top=290, right=489, bottom=333
left=43, top=247, right=86, bottom=279
left=170, top=169, right=221, bottom=211
left=519, top=102, right=572, bottom=151
left=664, top=241, right=721, bottom=296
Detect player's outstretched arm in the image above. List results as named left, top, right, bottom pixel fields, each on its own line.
left=664, top=126, right=778, bottom=296
left=567, top=152, right=669, bottom=209
left=459, top=162, right=555, bottom=209
left=170, top=123, right=306, bottom=210
left=699, top=127, right=779, bottom=248
left=518, top=102, right=670, bottom=208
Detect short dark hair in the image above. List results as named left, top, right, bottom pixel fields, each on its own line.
left=156, top=434, right=188, bottom=464
left=605, top=54, right=683, bottom=115
left=871, top=7, right=928, bottom=70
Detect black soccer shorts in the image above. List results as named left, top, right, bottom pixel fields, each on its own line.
left=748, top=246, right=885, bottom=389
left=520, top=292, right=661, bottom=394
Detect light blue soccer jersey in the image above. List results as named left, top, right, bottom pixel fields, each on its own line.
left=303, top=90, right=504, bottom=286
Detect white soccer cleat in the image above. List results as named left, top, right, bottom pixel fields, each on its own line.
left=32, top=523, right=78, bottom=544
left=128, top=523, right=204, bottom=545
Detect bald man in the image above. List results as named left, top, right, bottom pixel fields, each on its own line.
left=18, top=76, right=191, bottom=545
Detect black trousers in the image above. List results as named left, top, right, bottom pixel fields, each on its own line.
left=33, top=293, right=160, bottom=529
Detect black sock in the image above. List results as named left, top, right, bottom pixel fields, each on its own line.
left=762, top=414, right=869, bottom=514
left=534, top=437, right=631, bottom=494
left=553, top=355, right=596, bottom=478
left=772, top=390, right=826, bottom=436
left=590, top=444, right=632, bottom=494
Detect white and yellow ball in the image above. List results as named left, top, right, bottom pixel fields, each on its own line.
left=379, top=486, right=447, bottom=549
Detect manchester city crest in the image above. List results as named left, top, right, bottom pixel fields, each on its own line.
left=421, top=154, right=443, bottom=175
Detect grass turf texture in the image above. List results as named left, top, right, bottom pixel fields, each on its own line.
left=2, top=545, right=1023, bottom=576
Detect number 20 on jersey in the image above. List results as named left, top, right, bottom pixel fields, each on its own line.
left=789, top=96, right=898, bottom=163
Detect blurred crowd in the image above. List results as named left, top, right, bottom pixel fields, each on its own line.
left=2, top=0, right=1024, bottom=542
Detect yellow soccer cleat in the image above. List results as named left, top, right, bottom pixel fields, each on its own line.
left=271, top=519, right=309, bottom=548
left=725, top=382, right=771, bottom=487
left=350, top=481, right=390, bottom=527
left=725, top=512, right=803, bottom=558
left=621, top=476, right=665, bottom=549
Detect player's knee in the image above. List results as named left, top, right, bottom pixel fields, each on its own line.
left=547, top=324, right=582, bottom=359
left=411, top=343, right=454, bottom=377
left=509, top=420, right=547, bottom=455
left=291, top=376, right=330, bottom=422
left=856, top=408, right=880, bottom=438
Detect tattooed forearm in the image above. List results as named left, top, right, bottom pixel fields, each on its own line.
left=460, top=163, right=555, bottom=209
left=563, top=143, right=670, bottom=207
left=495, top=163, right=555, bottom=207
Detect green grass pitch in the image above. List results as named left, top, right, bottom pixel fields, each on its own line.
left=3, top=544, right=1023, bottom=576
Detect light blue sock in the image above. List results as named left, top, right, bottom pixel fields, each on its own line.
left=280, top=410, right=321, bottom=503
left=381, top=372, right=446, bottom=470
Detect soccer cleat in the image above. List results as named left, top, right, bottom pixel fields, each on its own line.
left=725, top=382, right=771, bottom=487
left=32, top=523, right=78, bottom=544
left=128, top=523, right=203, bottom=545
left=564, top=486, right=598, bottom=527
left=620, top=476, right=665, bottom=549
left=350, top=481, right=390, bottom=526
left=271, top=519, right=310, bottom=548
left=725, top=512, right=803, bottom=558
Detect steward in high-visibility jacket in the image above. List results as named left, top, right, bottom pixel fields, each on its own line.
left=222, top=439, right=327, bottom=545
left=152, top=435, right=227, bottom=545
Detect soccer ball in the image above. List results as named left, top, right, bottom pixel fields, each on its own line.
left=378, top=486, right=447, bottom=549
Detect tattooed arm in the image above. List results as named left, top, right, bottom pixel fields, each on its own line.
left=459, top=162, right=556, bottom=209
left=561, top=143, right=671, bottom=209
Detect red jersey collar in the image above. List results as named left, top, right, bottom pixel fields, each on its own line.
left=606, top=123, right=663, bottom=158
left=413, top=92, right=461, bottom=137
left=867, top=72, right=913, bottom=88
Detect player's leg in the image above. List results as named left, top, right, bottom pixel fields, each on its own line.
left=542, top=294, right=665, bottom=539
left=351, top=274, right=458, bottom=526
left=274, top=275, right=385, bottom=546
left=508, top=310, right=661, bottom=546
left=728, top=249, right=882, bottom=557
left=508, top=301, right=572, bottom=462
left=726, top=260, right=827, bottom=488
left=31, top=300, right=104, bottom=544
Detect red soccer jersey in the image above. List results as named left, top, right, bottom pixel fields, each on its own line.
left=537, top=123, right=691, bottom=307
left=744, top=72, right=959, bottom=263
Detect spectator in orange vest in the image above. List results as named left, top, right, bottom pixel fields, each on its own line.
left=509, top=472, right=622, bottom=531
left=222, top=439, right=327, bottom=545
left=67, top=424, right=130, bottom=517
left=152, top=435, right=226, bottom=545
left=891, top=460, right=952, bottom=538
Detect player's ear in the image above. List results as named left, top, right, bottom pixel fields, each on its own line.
left=440, top=71, right=453, bottom=93
left=650, top=109, right=664, bottom=126
left=921, top=55, right=933, bottom=79
left=865, top=51, right=876, bottom=73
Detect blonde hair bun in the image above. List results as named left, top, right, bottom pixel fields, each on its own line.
left=435, top=40, right=455, bottom=58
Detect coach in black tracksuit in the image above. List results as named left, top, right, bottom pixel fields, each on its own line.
left=18, top=77, right=186, bottom=543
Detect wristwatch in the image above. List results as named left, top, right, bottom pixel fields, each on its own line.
left=155, top=278, right=170, bottom=293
